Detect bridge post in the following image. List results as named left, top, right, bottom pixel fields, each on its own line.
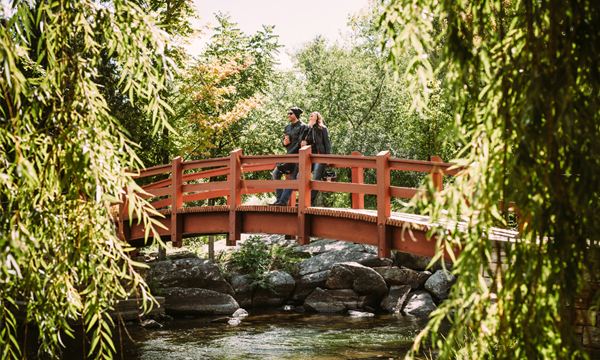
left=351, top=151, right=364, bottom=209
left=298, top=146, right=312, bottom=245
left=228, top=149, right=242, bottom=246
left=376, top=151, right=391, bottom=258
left=430, top=156, right=444, bottom=191
left=118, top=192, right=128, bottom=242
left=171, top=156, right=183, bottom=248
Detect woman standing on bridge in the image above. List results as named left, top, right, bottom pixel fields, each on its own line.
left=301, top=111, right=332, bottom=206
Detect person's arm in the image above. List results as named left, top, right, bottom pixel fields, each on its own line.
left=323, top=127, right=332, bottom=154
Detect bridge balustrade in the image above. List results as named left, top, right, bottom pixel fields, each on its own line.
left=118, top=146, right=462, bottom=258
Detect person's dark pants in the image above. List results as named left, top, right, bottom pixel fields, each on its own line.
left=272, top=165, right=299, bottom=203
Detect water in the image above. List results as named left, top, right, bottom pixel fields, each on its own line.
left=25, top=311, right=441, bottom=359
left=118, top=312, right=433, bottom=360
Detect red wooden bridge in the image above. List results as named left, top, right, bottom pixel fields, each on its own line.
left=117, top=146, right=517, bottom=262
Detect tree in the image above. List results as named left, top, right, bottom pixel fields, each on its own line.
left=379, top=0, right=600, bottom=358
left=0, top=1, right=171, bottom=358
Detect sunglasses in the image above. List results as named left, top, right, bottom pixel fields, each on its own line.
left=287, top=112, right=294, bottom=115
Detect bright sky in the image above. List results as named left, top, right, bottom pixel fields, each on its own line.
left=189, top=0, right=370, bottom=69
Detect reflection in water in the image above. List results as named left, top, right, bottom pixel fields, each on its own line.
left=25, top=311, right=441, bottom=359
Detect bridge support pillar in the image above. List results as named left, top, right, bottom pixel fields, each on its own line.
left=377, top=151, right=391, bottom=258
left=228, top=149, right=242, bottom=246
left=298, top=146, right=312, bottom=245
left=171, top=156, right=183, bottom=248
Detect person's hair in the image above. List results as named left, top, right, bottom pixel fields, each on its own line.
left=312, top=112, right=324, bottom=129
left=290, top=107, right=303, bottom=119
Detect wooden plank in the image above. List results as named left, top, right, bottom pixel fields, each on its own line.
left=182, top=189, right=229, bottom=203
left=241, top=154, right=298, bottom=164
left=182, top=157, right=230, bottom=170
left=150, top=198, right=171, bottom=210
left=389, top=187, right=419, bottom=199
left=228, top=149, right=242, bottom=246
left=377, top=151, right=391, bottom=258
left=389, top=158, right=459, bottom=175
left=136, top=164, right=171, bottom=178
left=311, top=181, right=377, bottom=195
left=143, top=178, right=172, bottom=190
left=182, top=167, right=230, bottom=182
left=139, top=186, right=171, bottom=199
left=313, top=154, right=377, bottom=168
left=242, top=163, right=276, bottom=172
left=171, top=157, right=183, bottom=247
left=351, top=151, right=365, bottom=209
left=298, top=146, right=312, bottom=245
left=183, top=181, right=229, bottom=193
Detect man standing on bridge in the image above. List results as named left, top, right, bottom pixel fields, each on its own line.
left=270, top=107, right=308, bottom=206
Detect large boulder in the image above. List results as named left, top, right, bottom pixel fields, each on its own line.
left=230, top=272, right=252, bottom=308
left=294, top=239, right=371, bottom=255
left=253, top=271, right=296, bottom=307
left=380, top=285, right=412, bottom=313
left=324, top=265, right=354, bottom=289
left=395, top=252, right=452, bottom=272
left=326, top=262, right=388, bottom=296
left=294, top=239, right=395, bottom=261
left=291, top=270, right=330, bottom=301
left=151, top=258, right=234, bottom=296
left=424, top=270, right=457, bottom=300
left=303, top=288, right=346, bottom=313
left=162, top=287, right=239, bottom=315
left=402, top=290, right=437, bottom=317
left=374, top=267, right=431, bottom=289
left=297, top=250, right=391, bottom=277
left=325, top=289, right=360, bottom=310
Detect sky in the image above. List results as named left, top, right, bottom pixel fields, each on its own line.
left=189, top=0, right=370, bottom=69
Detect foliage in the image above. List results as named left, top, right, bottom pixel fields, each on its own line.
left=0, top=1, right=171, bottom=359
left=230, top=236, right=273, bottom=290
left=172, top=55, right=265, bottom=159
left=379, top=0, right=600, bottom=359
left=270, top=245, right=308, bottom=276
left=230, top=236, right=308, bottom=289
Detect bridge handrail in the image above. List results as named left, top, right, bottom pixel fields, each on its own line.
left=132, top=150, right=453, bottom=206
left=119, top=147, right=464, bottom=256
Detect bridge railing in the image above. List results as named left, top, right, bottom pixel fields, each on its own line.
left=121, top=147, right=460, bottom=255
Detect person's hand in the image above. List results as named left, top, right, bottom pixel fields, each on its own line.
left=283, top=138, right=290, bottom=146
left=301, top=140, right=307, bottom=147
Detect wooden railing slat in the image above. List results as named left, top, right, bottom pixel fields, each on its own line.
left=389, top=187, right=420, bottom=199
left=182, top=157, right=230, bottom=170
left=183, top=182, right=229, bottom=193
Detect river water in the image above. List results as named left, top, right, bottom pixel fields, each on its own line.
left=27, top=310, right=441, bottom=359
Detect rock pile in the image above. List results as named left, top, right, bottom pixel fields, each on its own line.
left=145, top=236, right=456, bottom=319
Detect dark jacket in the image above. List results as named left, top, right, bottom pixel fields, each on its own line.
left=283, top=120, right=309, bottom=154
left=304, top=125, right=331, bottom=155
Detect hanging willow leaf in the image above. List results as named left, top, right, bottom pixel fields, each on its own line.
left=379, top=0, right=600, bottom=359
left=0, top=0, right=173, bottom=358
